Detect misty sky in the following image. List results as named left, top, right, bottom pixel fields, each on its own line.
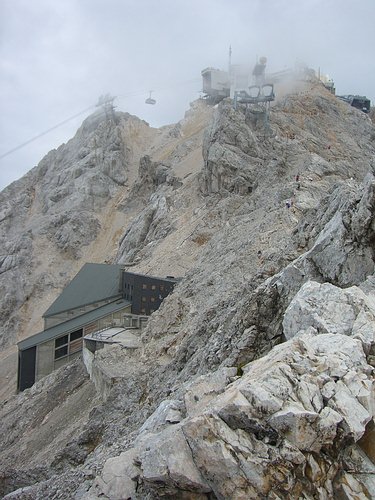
left=0, top=0, right=374, bottom=191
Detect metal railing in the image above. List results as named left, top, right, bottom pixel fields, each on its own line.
left=85, top=314, right=149, bottom=342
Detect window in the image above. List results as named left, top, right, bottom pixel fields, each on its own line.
left=142, top=284, right=147, bottom=290
left=55, top=335, right=68, bottom=348
left=142, top=296, right=147, bottom=302
left=141, top=308, right=146, bottom=313
left=55, top=346, right=68, bottom=359
left=70, top=330, right=82, bottom=342
left=151, top=284, right=156, bottom=290
left=159, top=284, right=164, bottom=292
left=54, top=330, right=83, bottom=360
left=150, top=297, right=155, bottom=303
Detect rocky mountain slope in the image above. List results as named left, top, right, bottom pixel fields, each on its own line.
left=0, top=101, right=212, bottom=400
left=0, top=78, right=375, bottom=498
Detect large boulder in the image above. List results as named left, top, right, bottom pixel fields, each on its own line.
left=283, top=280, right=375, bottom=352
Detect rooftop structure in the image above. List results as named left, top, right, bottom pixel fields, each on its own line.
left=337, top=95, right=371, bottom=113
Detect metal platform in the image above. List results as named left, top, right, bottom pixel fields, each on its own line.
left=84, top=326, right=142, bottom=348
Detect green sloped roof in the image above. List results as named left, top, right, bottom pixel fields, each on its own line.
left=18, top=298, right=131, bottom=350
left=44, top=263, right=124, bottom=317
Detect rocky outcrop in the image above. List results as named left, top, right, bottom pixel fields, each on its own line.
left=91, top=331, right=374, bottom=499
left=294, top=172, right=375, bottom=286
left=0, top=360, right=97, bottom=497
left=202, top=99, right=260, bottom=195
left=1, top=82, right=375, bottom=499
left=116, top=191, right=174, bottom=264
left=283, top=280, right=375, bottom=351
left=131, top=155, right=182, bottom=200
left=0, top=111, right=156, bottom=348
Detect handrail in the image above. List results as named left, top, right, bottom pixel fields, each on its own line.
left=86, top=314, right=149, bottom=341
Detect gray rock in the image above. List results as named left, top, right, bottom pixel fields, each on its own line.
left=137, top=399, right=184, bottom=439
left=132, top=333, right=373, bottom=498
left=283, top=280, right=375, bottom=352
left=2, top=83, right=375, bottom=499
left=139, top=426, right=211, bottom=495
left=89, top=448, right=140, bottom=500
left=0, top=110, right=154, bottom=349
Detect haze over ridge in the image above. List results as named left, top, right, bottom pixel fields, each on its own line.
left=1, top=0, right=374, bottom=190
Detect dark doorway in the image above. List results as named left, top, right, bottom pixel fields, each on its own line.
left=18, top=346, right=36, bottom=391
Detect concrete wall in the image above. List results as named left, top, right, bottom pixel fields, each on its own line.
left=54, top=350, right=81, bottom=370
left=82, top=345, right=95, bottom=378
left=36, top=338, right=83, bottom=380
left=35, top=340, right=55, bottom=382
left=85, top=351, right=117, bottom=402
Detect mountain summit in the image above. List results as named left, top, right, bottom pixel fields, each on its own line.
left=0, top=76, right=375, bottom=498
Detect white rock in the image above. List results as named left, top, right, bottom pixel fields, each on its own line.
left=182, top=414, right=266, bottom=498
left=283, top=281, right=375, bottom=352
left=90, top=448, right=140, bottom=500
left=268, top=404, right=319, bottom=451
left=137, top=399, right=184, bottom=438
left=183, top=367, right=237, bottom=417
left=139, top=426, right=210, bottom=493
left=315, top=406, right=343, bottom=444
left=329, top=386, right=371, bottom=441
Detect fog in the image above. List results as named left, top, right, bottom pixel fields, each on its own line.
left=0, top=0, right=374, bottom=190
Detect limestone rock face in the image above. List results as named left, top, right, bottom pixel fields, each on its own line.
left=202, top=99, right=260, bottom=195
left=93, top=333, right=373, bottom=499
left=0, top=111, right=156, bottom=349
left=133, top=155, right=182, bottom=199
left=295, top=173, right=375, bottom=287
left=1, top=82, right=375, bottom=499
left=283, top=280, right=375, bottom=351
left=89, top=448, right=140, bottom=500
left=116, top=191, right=173, bottom=264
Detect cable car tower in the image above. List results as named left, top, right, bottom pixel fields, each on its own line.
left=96, top=94, right=116, bottom=120
left=233, top=57, right=275, bottom=136
left=234, top=83, right=275, bottom=136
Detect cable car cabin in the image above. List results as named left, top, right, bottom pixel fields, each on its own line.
left=145, top=91, right=156, bottom=105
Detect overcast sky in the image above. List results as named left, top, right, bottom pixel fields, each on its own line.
left=0, top=0, right=374, bottom=191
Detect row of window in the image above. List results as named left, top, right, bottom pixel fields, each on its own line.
left=141, top=283, right=168, bottom=291
left=54, top=329, right=83, bottom=360
left=141, top=296, right=160, bottom=303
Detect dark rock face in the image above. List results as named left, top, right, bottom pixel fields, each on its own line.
left=202, top=99, right=260, bottom=195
